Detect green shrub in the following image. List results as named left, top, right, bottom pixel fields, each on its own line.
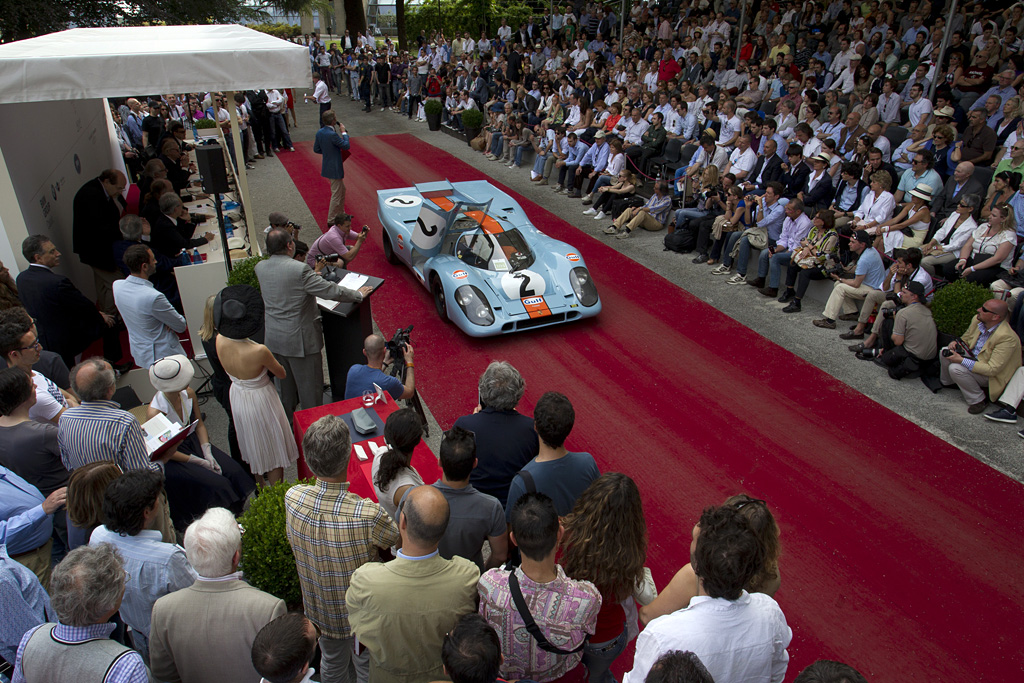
left=247, top=22, right=302, bottom=39
left=239, top=479, right=310, bottom=607
left=194, top=118, right=217, bottom=129
left=226, top=254, right=268, bottom=290
left=461, top=108, right=484, bottom=129
left=930, top=279, right=992, bottom=336
left=424, top=99, right=444, bottom=116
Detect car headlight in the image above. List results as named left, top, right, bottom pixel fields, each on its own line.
left=570, top=267, right=599, bottom=307
left=455, top=285, right=495, bottom=326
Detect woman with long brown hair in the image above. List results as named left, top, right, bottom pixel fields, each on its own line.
left=561, top=473, right=648, bottom=683
left=640, top=494, right=782, bottom=625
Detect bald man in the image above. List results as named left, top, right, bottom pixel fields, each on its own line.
left=940, top=298, right=1022, bottom=413
left=72, top=169, right=128, bottom=315
left=343, top=334, right=415, bottom=400
left=348, top=486, right=479, bottom=683
left=931, top=161, right=983, bottom=222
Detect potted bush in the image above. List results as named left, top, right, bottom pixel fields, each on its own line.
left=424, top=99, right=444, bottom=132
left=238, top=479, right=309, bottom=608
left=462, top=108, right=484, bottom=146
left=930, top=279, right=993, bottom=336
left=226, top=255, right=268, bottom=290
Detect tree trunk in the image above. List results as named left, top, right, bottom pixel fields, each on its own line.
left=397, top=0, right=406, bottom=51
left=343, top=0, right=366, bottom=37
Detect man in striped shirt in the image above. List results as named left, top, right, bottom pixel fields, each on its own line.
left=57, top=359, right=154, bottom=474
left=284, top=415, right=399, bottom=683
left=604, top=179, right=673, bottom=239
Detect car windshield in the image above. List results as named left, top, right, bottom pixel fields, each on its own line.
left=456, top=229, right=534, bottom=272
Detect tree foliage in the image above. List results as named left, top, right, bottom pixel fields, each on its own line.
left=406, top=0, right=534, bottom=46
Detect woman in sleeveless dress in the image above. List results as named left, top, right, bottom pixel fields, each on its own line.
left=147, top=355, right=255, bottom=530
left=214, top=286, right=298, bottom=486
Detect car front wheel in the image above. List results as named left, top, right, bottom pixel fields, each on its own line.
left=431, top=275, right=449, bottom=322
left=382, top=231, right=399, bottom=264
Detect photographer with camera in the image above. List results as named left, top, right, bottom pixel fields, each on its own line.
left=344, top=333, right=415, bottom=401
left=854, top=282, right=938, bottom=379
left=939, top=298, right=1022, bottom=414
left=843, top=247, right=933, bottom=343
left=306, top=213, right=367, bottom=270
left=263, top=212, right=301, bottom=240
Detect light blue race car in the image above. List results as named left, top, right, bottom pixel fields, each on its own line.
left=377, top=180, right=601, bottom=336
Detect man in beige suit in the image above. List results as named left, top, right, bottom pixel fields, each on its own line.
left=149, top=507, right=287, bottom=683
left=347, top=486, right=480, bottom=683
left=940, top=298, right=1022, bottom=414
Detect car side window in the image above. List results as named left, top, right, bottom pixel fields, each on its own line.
left=457, top=233, right=493, bottom=269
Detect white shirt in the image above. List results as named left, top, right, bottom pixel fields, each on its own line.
left=907, top=97, right=932, bottom=127
left=624, top=592, right=791, bottom=683
left=623, top=117, right=650, bottom=145
left=800, top=137, right=822, bottom=159
left=312, top=80, right=330, bottom=104
left=728, top=147, right=757, bottom=175
left=718, top=115, right=741, bottom=150
left=267, top=90, right=286, bottom=114
left=29, top=370, right=68, bottom=424
left=855, top=190, right=896, bottom=225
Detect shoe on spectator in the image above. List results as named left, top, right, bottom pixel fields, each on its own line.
left=838, top=313, right=859, bottom=321
left=567, top=191, right=581, bottom=198
left=288, top=147, right=295, bottom=152
left=968, top=400, right=989, bottom=415
left=603, top=225, right=618, bottom=234
left=581, top=194, right=593, bottom=205
left=747, top=277, right=765, bottom=288
left=553, top=185, right=565, bottom=193
left=726, top=274, right=746, bottom=284
left=782, top=300, right=802, bottom=313
left=855, top=349, right=878, bottom=361
left=484, top=153, right=496, bottom=160
left=778, top=290, right=794, bottom=303
left=615, top=229, right=631, bottom=239
left=583, top=208, right=597, bottom=215
left=593, top=211, right=607, bottom=220
left=254, top=154, right=265, bottom=160
left=757, top=287, right=778, bottom=297
left=711, top=264, right=730, bottom=275
left=691, top=253, right=709, bottom=264
left=813, top=318, right=836, bottom=329
left=1018, top=428, right=1024, bottom=439
left=848, top=342, right=867, bottom=352
left=984, top=407, right=1018, bottom=423
left=839, top=331, right=865, bottom=340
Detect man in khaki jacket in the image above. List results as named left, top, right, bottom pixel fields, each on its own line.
left=940, top=298, right=1022, bottom=414
left=149, top=507, right=286, bottom=683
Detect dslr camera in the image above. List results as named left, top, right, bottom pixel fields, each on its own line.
left=386, top=325, right=413, bottom=365
left=315, top=253, right=341, bottom=263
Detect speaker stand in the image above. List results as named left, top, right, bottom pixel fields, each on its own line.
left=214, top=193, right=232, bottom=277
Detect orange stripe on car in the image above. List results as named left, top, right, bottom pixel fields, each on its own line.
left=521, top=296, right=551, bottom=319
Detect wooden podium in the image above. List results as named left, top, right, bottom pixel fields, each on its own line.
left=317, top=268, right=384, bottom=402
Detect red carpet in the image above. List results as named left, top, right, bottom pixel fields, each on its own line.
left=281, top=134, right=1024, bottom=681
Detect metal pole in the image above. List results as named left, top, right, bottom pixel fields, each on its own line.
left=620, top=0, right=625, bottom=42
left=928, top=0, right=958, bottom=102
left=735, top=0, right=747, bottom=66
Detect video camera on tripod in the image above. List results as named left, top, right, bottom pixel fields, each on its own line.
left=385, top=325, right=414, bottom=367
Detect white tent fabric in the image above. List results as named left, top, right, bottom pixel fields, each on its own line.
left=0, top=25, right=311, bottom=104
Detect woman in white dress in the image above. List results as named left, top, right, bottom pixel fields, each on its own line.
left=214, top=286, right=298, bottom=486
left=872, top=182, right=933, bottom=254
left=371, top=408, right=424, bottom=522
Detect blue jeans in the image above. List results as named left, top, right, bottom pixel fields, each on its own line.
left=582, top=628, right=629, bottom=683
left=590, top=175, right=614, bottom=193
left=532, top=153, right=550, bottom=176
left=734, top=235, right=756, bottom=276
left=489, top=133, right=504, bottom=156
left=513, top=144, right=526, bottom=166
left=759, top=249, right=793, bottom=288
left=675, top=207, right=707, bottom=229
left=721, top=231, right=745, bottom=267
left=269, top=113, right=291, bottom=150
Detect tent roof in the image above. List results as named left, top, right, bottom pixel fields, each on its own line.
left=0, top=25, right=312, bottom=104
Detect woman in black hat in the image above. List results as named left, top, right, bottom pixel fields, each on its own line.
left=214, top=286, right=299, bottom=487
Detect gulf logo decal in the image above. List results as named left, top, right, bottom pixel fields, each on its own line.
left=397, top=234, right=405, bottom=250
left=523, top=296, right=543, bottom=305
left=452, top=270, right=468, bottom=280
left=566, top=253, right=580, bottom=261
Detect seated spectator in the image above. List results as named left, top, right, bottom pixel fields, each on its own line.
left=455, top=362, right=537, bottom=507
left=954, top=109, right=998, bottom=166
left=90, top=469, right=196, bottom=660
left=949, top=204, right=1017, bottom=285
left=344, top=333, right=415, bottom=401
left=0, top=312, right=80, bottom=426
left=846, top=171, right=896, bottom=233
left=812, top=230, right=886, bottom=330
left=479, top=493, right=601, bottom=682
left=793, top=659, right=868, bottom=683
left=940, top=298, right=1022, bottom=414
left=932, top=162, right=984, bottom=223
left=854, top=281, right=938, bottom=377
left=372, top=408, right=425, bottom=522
left=348, top=486, right=479, bottom=683
left=1, top=462, right=65, bottom=589
left=780, top=212, right=848, bottom=313
left=432, top=425, right=507, bottom=571
left=65, top=460, right=121, bottom=551
left=0, top=366, right=69, bottom=500
left=707, top=187, right=754, bottom=268
left=285, top=414, right=399, bottom=683
left=870, top=182, right=933, bottom=255
left=753, top=199, right=813, bottom=298
left=583, top=169, right=636, bottom=222
left=982, top=172, right=1022, bottom=221
left=12, top=544, right=148, bottom=683
left=306, top=213, right=367, bottom=269
left=0, top=309, right=70, bottom=391
left=624, top=502, right=791, bottom=683
left=0, top=543, right=50, bottom=669
left=251, top=613, right=319, bottom=683
left=149, top=507, right=286, bottom=683
left=561, top=474, right=649, bottom=682
left=604, top=179, right=673, bottom=239
left=894, top=149, right=942, bottom=204
left=147, top=354, right=254, bottom=530
left=643, top=651, right=715, bottom=683
left=724, top=181, right=787, bottom=285
left=739, top=139, right=785, bottom=197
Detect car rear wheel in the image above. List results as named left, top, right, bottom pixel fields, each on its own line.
left=431, top=275, right=449, bottom=322
left=382, top=231, right=399, bottom=264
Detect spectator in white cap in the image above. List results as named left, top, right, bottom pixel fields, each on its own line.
left=146, top=354, right=254, bottom=529
left=871, top=182, right=933, bottom=254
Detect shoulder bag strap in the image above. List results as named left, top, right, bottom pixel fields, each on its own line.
left=507, top=570, right=586, bottom=655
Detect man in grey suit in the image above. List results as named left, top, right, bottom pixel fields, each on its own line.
left=149, top=507, right=287, bottom=683
left=256, top=228, right=372, bottom=420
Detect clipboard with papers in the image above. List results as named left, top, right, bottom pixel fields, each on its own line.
left=141, top=414, right=199, bottom=461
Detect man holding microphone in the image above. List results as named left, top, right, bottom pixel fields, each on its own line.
left=313, top=110, right=350, bottom=224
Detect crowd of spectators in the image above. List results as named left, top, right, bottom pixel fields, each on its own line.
left=4, top=0, right=1024, bottom=681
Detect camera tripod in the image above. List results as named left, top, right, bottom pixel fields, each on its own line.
left=384, top=355, right=429, bottom=437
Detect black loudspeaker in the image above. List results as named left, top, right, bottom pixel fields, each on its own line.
left=194, top=144, right=230, bottom=194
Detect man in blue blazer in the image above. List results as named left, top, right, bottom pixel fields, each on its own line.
left=313, top=110, right=350, bottom=224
